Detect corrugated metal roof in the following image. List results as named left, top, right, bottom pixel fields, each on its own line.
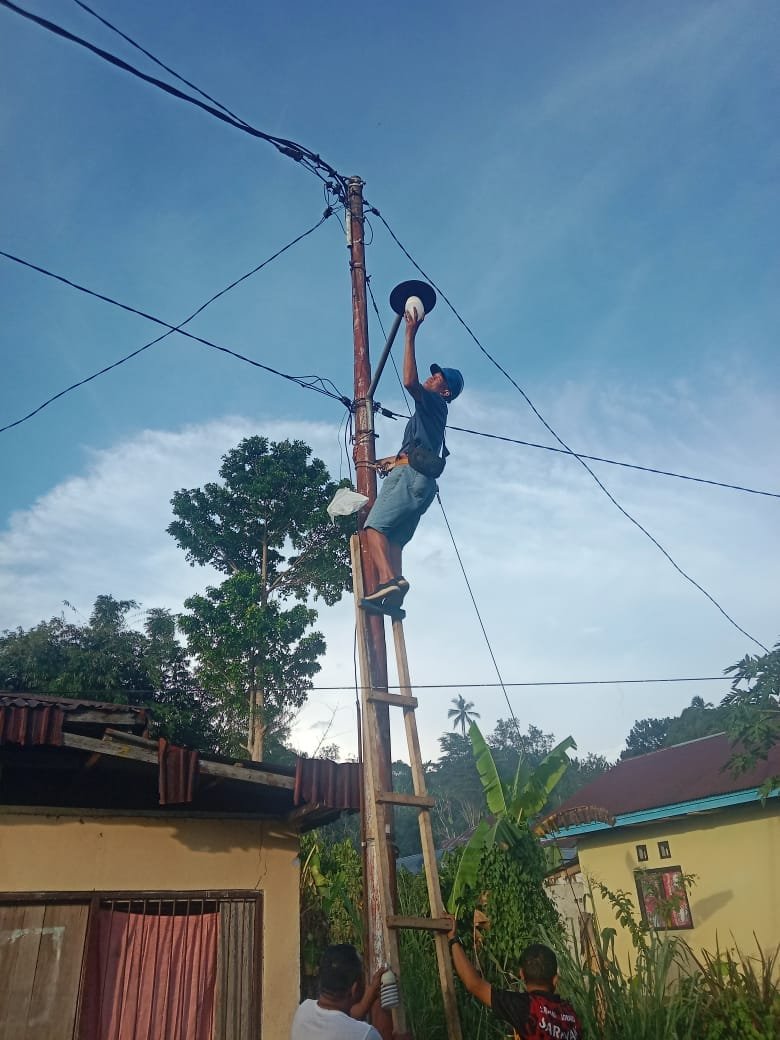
left=293, top=757, right=361, bottom=811
left=0, top=702, right=65, bottom=746
left=0, top=691, right=148, bottom=715
left=556, top=733, right=780, bottom=818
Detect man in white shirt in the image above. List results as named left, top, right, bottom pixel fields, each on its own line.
left=291, top=944, right=382, bottom=1040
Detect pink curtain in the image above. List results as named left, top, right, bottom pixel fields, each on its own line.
left=80, top=908, right=217, bottom=1040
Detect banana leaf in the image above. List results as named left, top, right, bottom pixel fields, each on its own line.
left=469, top=721, right=508, bottom=817
left=508, top=736, right=576, bottom=819
left=494, top=815, right=525, bottom=851
left=510, top=754, right=533, bottom=807
left=447, top=817, right=497, bottom=914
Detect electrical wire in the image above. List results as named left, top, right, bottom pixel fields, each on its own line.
left=0, top=215, right=352, bottom=435
left=307, top=675, right=733, bottom=692
left=1, top=0, right=348, bottom=200
left=436, top=491, right=521, bottom=734
left=446, top=425, right=780, bottom=501
left=69, top=0, right=252, bottom=127
left=53, top=669, right=732, bottom=694
left=363, top=239, right=776, bottom=502
left=370, top=207, right=770, bottom=654
left=372, top=406, right=780, bottom=500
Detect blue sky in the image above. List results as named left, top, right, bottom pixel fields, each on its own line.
left=1, top=0, right=778, bottom=761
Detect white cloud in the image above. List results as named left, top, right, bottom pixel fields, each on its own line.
left=0, top=374, right=777, bottom=764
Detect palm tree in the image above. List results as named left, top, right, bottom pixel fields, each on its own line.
left=448, top=695, right=481, bottom=736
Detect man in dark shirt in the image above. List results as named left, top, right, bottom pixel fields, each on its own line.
left=362, top=306, right=463, bottom=612
left=446, top=918, right=583, bottom=1040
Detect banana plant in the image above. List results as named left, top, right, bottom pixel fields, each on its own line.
left=447, top=723, right=576, bottom=913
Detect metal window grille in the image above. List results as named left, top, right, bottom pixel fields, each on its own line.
left=0, top=892, right=261, bottom=1040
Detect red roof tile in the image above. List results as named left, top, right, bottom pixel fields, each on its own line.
left=557, top=733, right=780, bottom=817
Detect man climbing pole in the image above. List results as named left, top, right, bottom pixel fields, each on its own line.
left=361, top=304, right=464, bottom=616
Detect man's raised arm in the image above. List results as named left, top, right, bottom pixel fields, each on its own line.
left=402, top=307, right=424, bottom=399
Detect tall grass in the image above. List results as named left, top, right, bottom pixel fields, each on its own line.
left=548, top=885, right=780, bottom=1040
left=694, top=940, right=780, bottom=1039
left=550, top=923, right=699, bottom=1040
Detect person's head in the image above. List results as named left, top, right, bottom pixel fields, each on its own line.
left=519, top=943, right=559, bottom=992
left=317, top=944, right=364, bottom=1010
left=423, top=364, right=464, bottom=402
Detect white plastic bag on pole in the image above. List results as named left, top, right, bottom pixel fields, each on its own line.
left=327, top=487, right=369, bottom=523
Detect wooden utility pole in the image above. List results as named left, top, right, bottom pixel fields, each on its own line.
left=347, top=175, right=397, bottom=1040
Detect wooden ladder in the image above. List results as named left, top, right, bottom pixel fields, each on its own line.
left=351, top=535, right=462, bottom=1040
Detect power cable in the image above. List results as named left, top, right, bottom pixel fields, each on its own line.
left=17, top=674, right=732, bottom=701
left=446, top=425, right=780, bottom=501
left=436, top=491, right=521, bottom=734
left=375, top=406, right=780, bottom=501
left=370, top=207, right=770, bottom=654
left=69, top=0, right=251, bottom=127
left=1, top=0, right=348, bottom=200
left=0, top=215, right=352, bottom=435
left=308, top=675, right=733, bottom=692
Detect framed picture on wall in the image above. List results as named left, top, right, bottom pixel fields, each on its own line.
left=635, top=866, right=694, bottom=930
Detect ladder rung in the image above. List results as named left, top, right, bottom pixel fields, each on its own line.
left=376, top=792, right=435, bottom=809
left=367, top=691, right=418, bottom=708
left=388, top=915, right=452, bottom=932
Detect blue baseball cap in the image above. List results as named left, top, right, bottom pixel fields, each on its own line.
left=431, top=364, right=464, bottom=402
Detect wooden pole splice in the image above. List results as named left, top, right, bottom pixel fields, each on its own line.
left=376, top=792, right=436, bottom=809
left=367, top=691, right=418, bottom=709
left=388, top=915, right=453, bottom=932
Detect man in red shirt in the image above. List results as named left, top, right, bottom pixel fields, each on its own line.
left=446, top=918, right=583, bottom=1039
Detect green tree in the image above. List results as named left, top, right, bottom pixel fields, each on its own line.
left=722, top=639, right=780, bottom=790
left=0, top=595, right=217, bottom=749
left=551, top=750, right=612, bottom=806
left=168, top=437, right=351, bottom=760
left=447, top=695, right=480, bottom=736
left=664, top=696, right=728, bottom=746
left=620, top=715, right=673, bottom=759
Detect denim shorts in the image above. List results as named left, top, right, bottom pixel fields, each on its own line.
left=364, top=465, right=438, bottom=547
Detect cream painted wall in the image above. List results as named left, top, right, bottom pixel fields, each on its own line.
left=0, top=810, right=301, bottom=1038
left=577, top=803, right=779, bottom=967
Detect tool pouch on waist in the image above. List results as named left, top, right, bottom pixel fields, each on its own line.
left=407, top=438, right=448, bottom=479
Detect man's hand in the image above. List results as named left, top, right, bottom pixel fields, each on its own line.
left=445, top=912, right=492, bottom=1007
left=365, top=966, right=384, bottom=1004
left=350, top=964, right=386, bottom=1021
left=445, top=913, right=458, bottom=942
left=404, top=306, right=424, bottom=332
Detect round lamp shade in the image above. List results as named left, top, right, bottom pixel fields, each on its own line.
left=389, top=279, right=437, bottom=317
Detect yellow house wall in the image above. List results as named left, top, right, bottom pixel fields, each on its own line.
left=0, top=809, right=301, bottom=1038
left=577, top=802, right=780, bottom=967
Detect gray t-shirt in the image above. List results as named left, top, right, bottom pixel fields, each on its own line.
left=290, top=999, right=382, bottom=1040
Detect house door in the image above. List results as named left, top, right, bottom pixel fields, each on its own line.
left=0, top=901, right=90, bottom=1040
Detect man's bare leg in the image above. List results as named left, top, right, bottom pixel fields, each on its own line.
left=364, top=527, right=396, bottom=586
left=388, top=542, right=403, bottom=580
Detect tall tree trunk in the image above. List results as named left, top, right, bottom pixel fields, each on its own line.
left=248, top=681, right=266, bottom=761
